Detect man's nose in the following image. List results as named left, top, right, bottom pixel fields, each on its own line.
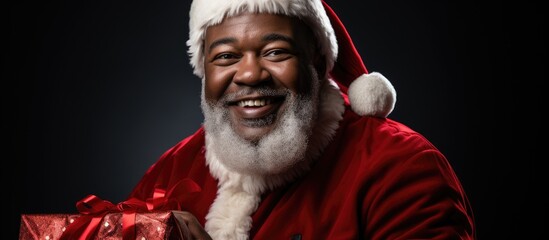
left=233, top=54, right=270, bottom=85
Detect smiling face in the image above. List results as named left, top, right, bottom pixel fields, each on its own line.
left=202, top=13, right=320, bottom=142
left=200, top=12, right=326, bottom=175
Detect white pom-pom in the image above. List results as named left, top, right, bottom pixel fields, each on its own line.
left=347, top=72, right=396, bottom=117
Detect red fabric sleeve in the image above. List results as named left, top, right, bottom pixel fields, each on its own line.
left=363, top=150, right=475, bottom=239
left=348, top=116, right=475, bottom=239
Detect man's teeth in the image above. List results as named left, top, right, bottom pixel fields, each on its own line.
left=238, top=99, right=271, bottom=107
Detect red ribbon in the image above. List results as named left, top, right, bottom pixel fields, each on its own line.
left=59, top=178, right=201, bottom=240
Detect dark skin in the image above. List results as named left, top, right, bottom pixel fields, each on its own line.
left=173, top=12, right=324, bottom=239
left=202, top=12, right=323, bottom=142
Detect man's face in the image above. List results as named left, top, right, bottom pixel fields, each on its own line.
left=202, top=13, right=318, bottom=142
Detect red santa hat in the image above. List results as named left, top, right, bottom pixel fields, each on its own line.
left=187, top=0, right=396, bottom=117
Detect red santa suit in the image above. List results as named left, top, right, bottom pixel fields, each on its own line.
left=127, top=96, right=475, bottom=239
left=127, top=0, right=476, bottom=239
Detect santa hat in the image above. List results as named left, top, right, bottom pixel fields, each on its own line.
left=187, top=0, right=396, bottom=117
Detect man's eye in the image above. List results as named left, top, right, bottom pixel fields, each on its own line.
left=264, top=49, right=292, bottom=61
left=211, top=53, right=240, bottom=66
left=215, top=53, right=235, bottom=60
left=265, top=50, right=285, bottom=56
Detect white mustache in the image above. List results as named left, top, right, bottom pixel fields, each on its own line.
left=222, top=87, right=288, bottom=103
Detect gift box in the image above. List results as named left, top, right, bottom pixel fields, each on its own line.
left=19, top=211, right=186, bottom=240
left=19, top=180, right=201, bottom=239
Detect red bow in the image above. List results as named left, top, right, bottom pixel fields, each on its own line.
left=60, top=178, right=201, bottom=240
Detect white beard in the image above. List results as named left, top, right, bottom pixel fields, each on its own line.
left=201, top=80, right=318, bottom=176
left=200, top=67, right=345, bottom=239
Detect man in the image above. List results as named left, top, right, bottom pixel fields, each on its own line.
left=128, top=0, right=476, bottom=239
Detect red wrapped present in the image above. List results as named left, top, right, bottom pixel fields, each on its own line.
left=19, top=178, right=201, bottom=239
left=19, top=211, right=185, bottom=240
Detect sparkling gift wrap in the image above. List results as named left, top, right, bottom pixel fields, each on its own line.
left=20, top=180, right=200, bottom=239
left=19, top=211, right=186, bottom=240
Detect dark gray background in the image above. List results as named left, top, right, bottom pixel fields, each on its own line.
left=7, top=0, right=544, bottom=239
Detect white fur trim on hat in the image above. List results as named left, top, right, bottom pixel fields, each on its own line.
left=348, top=72, right=396, bottom=118
left=187, top=0, right=337, bottom=78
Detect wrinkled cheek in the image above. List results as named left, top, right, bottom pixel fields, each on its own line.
left=204, top=68, right=235, bottom=101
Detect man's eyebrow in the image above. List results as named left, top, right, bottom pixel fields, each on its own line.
left=207, top=34, right=296, bottom=53
left=207, top=37, right=237, bottom=53
left=262, top=33, right=296, bottom=46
